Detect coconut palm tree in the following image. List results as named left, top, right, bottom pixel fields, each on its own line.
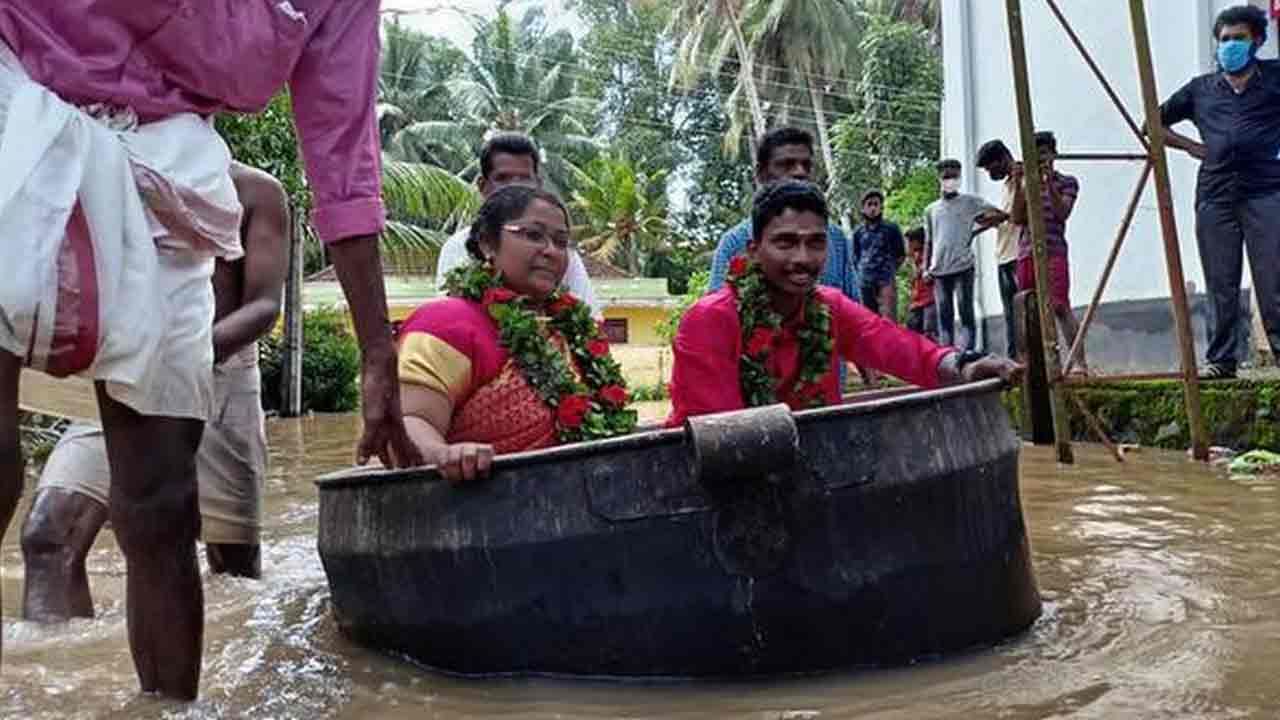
left=743, top=0, right=860, bottom=191
left=571, top=154, right=669, bottom=277
left=379, top=159, right=481, bottom=273
left=386, top=8, right=598, bottom=190
left=668, top=0, right=767, bottom=158
left=377, top=18, right=467, bottom=153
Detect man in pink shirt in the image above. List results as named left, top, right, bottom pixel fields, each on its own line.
left=0, top=1, right=421, bottom=700
left=667, top=181, right=1022, bottom=428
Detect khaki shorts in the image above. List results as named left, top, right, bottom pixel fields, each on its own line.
left=37, top=363, right=266, bottom=544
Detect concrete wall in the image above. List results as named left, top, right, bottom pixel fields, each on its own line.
left=942, top=0, right=1277, bottom=366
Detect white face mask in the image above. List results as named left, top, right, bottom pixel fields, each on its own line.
left=941, top=178, right=961, bottom=195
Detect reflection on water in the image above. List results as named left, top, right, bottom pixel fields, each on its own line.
left=4, top=415, right=1280, bottom=718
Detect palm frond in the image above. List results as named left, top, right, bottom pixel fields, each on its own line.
left=380, top=220, right=446, bottom=269
left=445, top=79, right=500, bottom=123
left=381, top=159, right=480, bottom=233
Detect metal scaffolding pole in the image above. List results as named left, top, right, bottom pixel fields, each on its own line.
left=1044, top=0, right=1149, bottom=150
left=1062, top=162, right=1152, bottom=376
left=1004, top=0, right=1073, bottom=463
left=1126, top=0, right=1208, bottom=461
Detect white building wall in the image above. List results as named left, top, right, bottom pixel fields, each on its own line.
left=942, top=0, right=1278, bottom=339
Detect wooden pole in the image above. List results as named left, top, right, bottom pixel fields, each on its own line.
left=1126, top=0, right=1208, bottom=461
left=281, top=213, right=304, bottom=418
left=1069, top=391, right=1125, bottom=463
left=1004, top=0, right=1074, bottom=463
left=1015, top=290, right=1056, bottom=445
left=1062, top=162, right=1152, bottom=376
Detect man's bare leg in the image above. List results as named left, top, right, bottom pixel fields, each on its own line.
left=21, top=488, right=109, bottom=621
left=0, top=350, right=24, bottom=665
left=96, top=383, right=204, bottom=700
left=206, top=543, right=260, bottom=579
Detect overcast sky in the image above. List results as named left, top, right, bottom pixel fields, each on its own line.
left=381, top=0, right=580, bottom=51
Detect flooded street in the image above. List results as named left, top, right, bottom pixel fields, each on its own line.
left=4, top=414, right=1280, bottom=718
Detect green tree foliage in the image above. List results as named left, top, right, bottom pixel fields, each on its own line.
left=259, top=307, right=360, bottom=414
left=858, top=0, right=941, bottom=39
left=645, top=245, right=712, bottom=296
left=571, top=0, right=681, bottom=179
left=379, top=18, right=469, bottom=152
left=389, top=9, right=598, bottom=191
left=215, top=94, right=320, bottom=271
left=668, top=0, right=768, bottom=156
left=830, top=14, right=941, bottom=215
left=216, top=94, right=309, bottom=216
left=670, top=78, right=755, bottom=252
left=882, top=166, right=939, bottom=321
left=883, top=165, right=939, bottom=228
left=742, top=0, right=859, bottom=188
left=380, top=160, right=482, bottom=272
left=571, top=154, right=670, bottom=275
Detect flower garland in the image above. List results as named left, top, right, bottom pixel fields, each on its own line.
left=725, top=256, right=833, bottom=409
left=443, top=263, right=637, bottom=443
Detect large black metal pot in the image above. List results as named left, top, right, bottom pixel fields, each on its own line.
left=316, top=379, right=1040, bottom=677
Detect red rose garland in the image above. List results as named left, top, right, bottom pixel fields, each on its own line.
left=444, top=264, right=637, bottom=442
left=725, top=258, right=834, bottom=409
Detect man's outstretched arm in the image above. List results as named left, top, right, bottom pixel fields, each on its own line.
left=291, top=0, right=422, bottom=468
left=329, top=237, right=423, bottom=468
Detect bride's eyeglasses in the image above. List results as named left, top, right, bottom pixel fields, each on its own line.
left=503, top=224, right=573, bottom=251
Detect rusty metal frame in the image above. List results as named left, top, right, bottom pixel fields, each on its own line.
left=1003, top=0, right=1209, bottom=462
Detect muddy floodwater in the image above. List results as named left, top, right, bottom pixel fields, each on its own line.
left=3, top=414, right=1279, bottom=718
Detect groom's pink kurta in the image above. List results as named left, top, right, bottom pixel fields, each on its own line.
left=667, top=287, right=953, bottom=427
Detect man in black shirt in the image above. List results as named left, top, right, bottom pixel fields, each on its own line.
left=1157, top=5, right=1280, bottom=379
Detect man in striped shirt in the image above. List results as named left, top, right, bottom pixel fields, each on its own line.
left=1011, top=131, right=1086, bottom=372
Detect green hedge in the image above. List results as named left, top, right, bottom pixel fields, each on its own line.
left=259, top=307, right=360, bottom=414
left=1003, top=379, right=1280, bottom=451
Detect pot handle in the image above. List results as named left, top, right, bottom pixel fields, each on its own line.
left=684, top=404, right=799, bottom=493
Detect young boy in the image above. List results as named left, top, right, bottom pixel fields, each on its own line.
left=905, top=228, right=938, bottom=341
left=667, top=181, right=1021, bottom=426
left=922, top=159, right=1007, bottom=350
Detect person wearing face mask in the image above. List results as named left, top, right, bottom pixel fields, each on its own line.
left=1154, top=4, right=1280, bottom=380
left=922, top=159, right=1008, bottom=351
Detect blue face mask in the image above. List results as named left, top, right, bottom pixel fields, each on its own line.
left=1217, top=39, right=1257, bottom=74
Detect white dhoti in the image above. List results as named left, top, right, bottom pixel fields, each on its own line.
left=0, top=42, right=241, bottom=421
left=37, top=346, right=268, bottom=544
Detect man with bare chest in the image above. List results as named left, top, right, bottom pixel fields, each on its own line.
left=20, top=162, right=288, bottom=618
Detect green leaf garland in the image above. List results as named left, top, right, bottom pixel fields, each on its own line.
left=725, top=257, right=833, bottom=409
left=443, top=263, right=638, bottom=443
